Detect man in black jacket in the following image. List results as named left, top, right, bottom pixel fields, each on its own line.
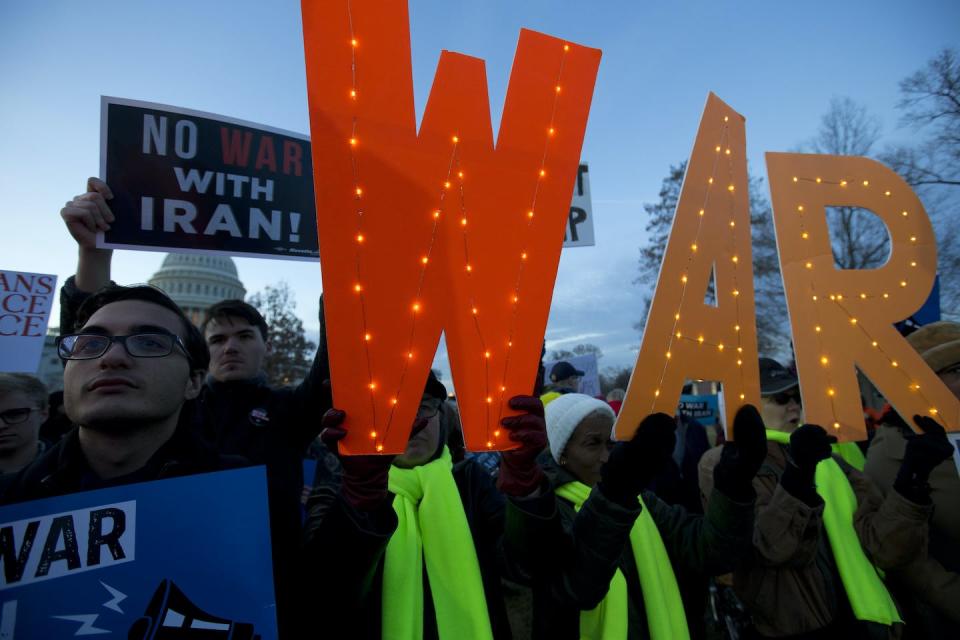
left=1, top=285, right=243, bottom=504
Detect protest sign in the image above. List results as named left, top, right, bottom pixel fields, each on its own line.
left=767, top=154, right=960, bottom=439
left=0, top=271, right=57, bottom=373
left=563, top=164, right=595, bottom=247
left=98, top=96, right=317, bottom=260
left=0, top=467, right=277, bottom=639
left=542, top=353, right=600, bottom=397
left=678, top=394, right=720, bottom=426
left=618, top=94, right=761, bottom=440
left=302, top=0, right=601, bottom=453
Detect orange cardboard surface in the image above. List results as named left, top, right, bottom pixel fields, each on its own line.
left=617, top=94, right=761, bottom=441
left=302, top=0, right=601, bottom=453
left=767, top=153, right=960, bottom=440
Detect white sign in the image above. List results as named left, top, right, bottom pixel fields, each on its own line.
left=543, top=353, right=601, bottom=397
left=0, top=271, right=57, bottom=373
left=563, top=163, right=594, bottom=248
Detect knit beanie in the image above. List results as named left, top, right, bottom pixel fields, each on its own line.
left=544, top=393, right=615, bottom=463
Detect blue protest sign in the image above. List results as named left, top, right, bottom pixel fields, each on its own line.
left=0, top=467, right=277, bottom=639
left=678, top=394, right=720, bottom=426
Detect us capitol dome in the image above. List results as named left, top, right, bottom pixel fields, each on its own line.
left=147, top=253, right=247, bottom=325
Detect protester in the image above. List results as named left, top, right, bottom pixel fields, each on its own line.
left=606, top=387, right=625, bottom=414
left=59, top=177, right=333, bottom=633
left=864, top=321, right=960, bottom=638
left=304, top=372, right=544, bottom=639
left=699, top=357, right=945, bottom=639
left=506, top=392, right=762, bottom=639
left=540, top=360, right=584, bottom=405
left=0, top=285, right=243, bottom=503
left=0, top=374, right=49, bottom=474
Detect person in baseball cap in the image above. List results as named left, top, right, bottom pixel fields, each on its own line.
left=541, top=361, right=585, bottom=406
left=758, top=357, right=802, bottom=433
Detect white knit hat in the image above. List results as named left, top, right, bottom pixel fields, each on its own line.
left=544, top=393, right=615, bottom=463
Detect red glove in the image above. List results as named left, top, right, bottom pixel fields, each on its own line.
left=319, top=408, right=397, bottom=511
left=497, top=396, right=548, bottom=497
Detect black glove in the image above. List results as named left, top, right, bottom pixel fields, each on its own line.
left=713, top=405, right=767, bottom=502
left=498, top=396, right=548, bottom=497
left=598, top=412, right=676, bottom=508
left=319, top=408, right=397, bottom=511
left=894, top=415, right=956, bottom=504
left=780, top=424, right=836, bottom=506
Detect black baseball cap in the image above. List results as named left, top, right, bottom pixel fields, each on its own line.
left=758, top=358, right=799, bottom=395
left=550, top=361, right=585, bottom=383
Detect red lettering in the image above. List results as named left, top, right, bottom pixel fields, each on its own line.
left=254, top=135, right=277, bottom=172
left=14, top=275, right=34, bottom=293
left=27, top=295, right=48, bottom=315
left=35, top=275, right=54, bottom=295
left=220, top=127, right=253, bottom=167
left=282, top=140, right=303, bottom=176
left=1, top=294, right=27, bottom=314
left=21, top=315, right=43, bottom=337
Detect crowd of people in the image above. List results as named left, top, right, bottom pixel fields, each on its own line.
left=1, top=177, right=958, bottom=639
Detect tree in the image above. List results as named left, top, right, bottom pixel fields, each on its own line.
left=247, top=281, right=316, bottom=386
left=548, top=343, right=603, bottom=362
left=802, top=97, right=892, bottom=271
left=635, top=162, right=790, bottom=357
left=882, top=49, right=960, bottom=319
left=599, top=365, right=632, bottom=395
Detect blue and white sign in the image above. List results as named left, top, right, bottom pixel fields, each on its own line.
left=678, top=394, right=720, bottom=426
left=0, top=467, right=276, bottom=639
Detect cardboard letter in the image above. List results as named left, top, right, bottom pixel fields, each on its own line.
left=766, top=153, right=959, bottom=439
left=302, top=0, right=600, bottom=453
left=617, top=94, right=761, bottom=439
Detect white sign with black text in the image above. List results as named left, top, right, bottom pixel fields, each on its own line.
left=563, top=163, right=594, bottom=248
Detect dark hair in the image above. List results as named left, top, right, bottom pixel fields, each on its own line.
left=201, top=300, right=269, bottom=342
left=74, top=285, right=209, bottom=371
left=0, top=373, right=48, bottom=409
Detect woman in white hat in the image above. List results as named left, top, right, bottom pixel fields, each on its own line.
left=512, top=392, right=767, bottom=640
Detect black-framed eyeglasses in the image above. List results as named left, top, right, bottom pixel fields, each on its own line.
left=0, top=408, right=37, bottom=425
left=417, top=398, right=443, bottom=420
left=56, top=333, right=191, bottom=362
left=770, top=390, right=801, bottom=406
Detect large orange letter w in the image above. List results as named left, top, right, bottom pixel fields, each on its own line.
left=302, top=0, right=601, bottom=453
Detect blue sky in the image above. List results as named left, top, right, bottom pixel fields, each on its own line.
left=2, top=0, right=958, bottom=385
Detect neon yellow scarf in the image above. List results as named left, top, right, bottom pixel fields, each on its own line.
left=765, top=429, right=901, bottom=625
left=556, top=481, right=690, bottom=640
left=383, top=446, right=493, bottom=639
left=832, top=441, right=866, bottom=471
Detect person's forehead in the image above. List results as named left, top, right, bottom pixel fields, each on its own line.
left=572, top=412, right=613, bottom=438
left=205, top=315, right=258, bottom=337
left=82, top=300, right=184, bottom=337
left=0, top=390, right=33, bottom=411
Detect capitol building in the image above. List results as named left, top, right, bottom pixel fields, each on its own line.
left=36, top=253, right=246, bottom=391
left=147, top=253, right=247, bottom=325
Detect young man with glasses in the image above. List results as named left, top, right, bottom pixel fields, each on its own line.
left=0, top=374, right=49, bottom=475
left=698, top=357, right=952, bottom=638
left=1, top=285, right=243, bottom=503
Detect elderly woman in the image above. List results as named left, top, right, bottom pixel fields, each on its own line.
left=511, top=392, right=765, bottom=639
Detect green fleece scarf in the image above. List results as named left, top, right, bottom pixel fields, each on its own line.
left=556, top=481, right=689, bottom=640
left=766, top=429, right=901, bottom=625
left=383, top=446, right=493, bottom=639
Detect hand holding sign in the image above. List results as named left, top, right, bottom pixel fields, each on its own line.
left=61, top=178, right=115, bottom=249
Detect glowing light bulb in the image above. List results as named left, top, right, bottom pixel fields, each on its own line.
left=351, top=38, right=358, bottom=47
left=910, top=261, right=917, bottom=267
left=654, top=389, right=661, bottom=397
left=376, top=444, right=384, bottom=452
left=466, top=264, right=472, bottom=272
left=698, top=335, right=705, bottom=344
left=724, top=116, right=729, bottom=122
left=354, top=283, right=362, bottom=293
left=798, top=205, right=805, bottom=212
left=666, top=351, right=672, bottom=359
left=521, top=252, right=528, bottom=260
left=494, top=429, right=501, bottom=437
left=827, top=388, right=835, bottom=396
left=902, top=210, right=909, bottom=217
left=421, top=256, right=429, bottom=265
left=850, top=318, right=858, bottom=325
left=815, top=325, right=822, bottom=333
left=821, top=356, right=829, bottom=365
left=563, top=44, right=570, bottom=51
left=718, top=343, right=725, bottom=351
left=350, top=89, right=357, bottom=98
left=486, top=396, right=493, bottom=403
left=407, top=352, right=414, bottom=359
left=369, top=382, right=377, bottom=390
left=681, top=274, right=688, bottom=284
left=840, top=180, right=847, bottom=187
left=691, top=243, right=698, bottom=252
left=674, top=312, right=681, bottom=320
left=715, top=145, right=721, bottom=152
left=883, top=293, right=890, bottom=299
left=805, top=261, right=813, bottom=269
left=349, top=137, right=358, bottom=146
left=732, top=289, right=740, bottom=296
left=802, top=232, right=809, bottom=239
left=732, top=255, right=739, bottom=263
left=484, top=351, right=491, bottom=358
left=725, top=148, right=731, bottom=155
left=555, top=85, right=561, bottom=93
left=364, top=333, right=371, bottom=342
left=412, top=302, right=420, bottom=312
left=472, top=307, right=478, bottom=315
left=729, top=220, right=736, bottom=227
left=884, top=190, right=891, bottom=196
left=812, top=295, right=818, bottom=301
left=370, top=431, right=377, bottom=439
left=734, top=324, right=741, bottom=331
left=539, top=169, right=546, bottom=177
left=860, top=293, right=867, bottom=299
left=737, top=359, right=742, bottom=366
left=816, top=177, right=822, bottom=184
left=452, top=135, right=459, bottom=143
left=390, top=398, right=398, bottom=405
left=793, top=176, right=799, bottom=182
left=433, top=210, right=441, bottom=219
left=708, top=177, right=714, bottom=185
left=739, top=393, right=745, bottom=400
left=486, top=441, right=493, bottom=448
left=461, top=217, right=467, bottom=226
left=891, top=360, right=899, bottom=367
left=833, top=422, right=840, bottom=430
left=727, top=184, right=735, bottom=192
left=862, top=180, right=869, bottom=187
left=527, top=210, right=535, bottom=219
left=355, top=187, right=363, bottom=196
left=444, top=181, right=451, bottom=189
left=871, top=341, right=878, bottom=347
left=356, top=233, right=365, bottom=243
left=929, top=408, right=938, bottom=416
left=910, top=236, right=917, bottom=243
left=900, top=281, right=908, bottom=287
left=458, top=171, right=464, bottom=179
left=512, top=295, right=519, bottom=303
left=676, top=331, right=682, bottom=339
left=698, top=209, right=705, bottom=217
left=548, top=127, right=555, bottom=136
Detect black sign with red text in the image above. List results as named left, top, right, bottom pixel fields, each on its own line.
left=98, top=97, right=318, bottom=260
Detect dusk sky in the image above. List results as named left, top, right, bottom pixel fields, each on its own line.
left=2, top=0, right=958, bottom=387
